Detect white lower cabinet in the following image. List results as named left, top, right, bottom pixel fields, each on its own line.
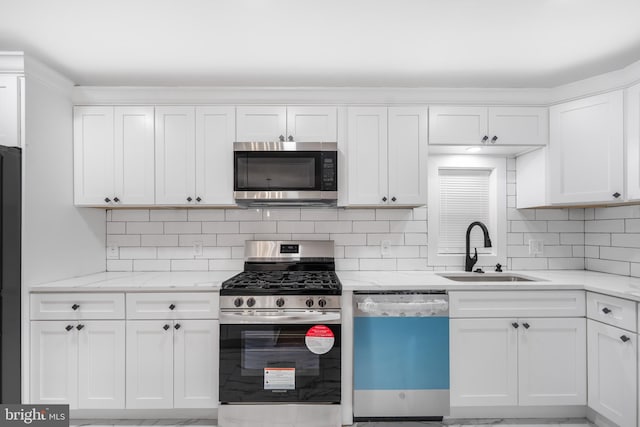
left=587, top=319, right=637, bottom=427
left=450, top=317, right=586, bottom=408
left=31, top=320, right=125, bottom=409
left=126, top=319, right=219, bottom=409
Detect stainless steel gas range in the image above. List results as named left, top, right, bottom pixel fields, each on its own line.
left=218, top=240, right=342, bottom=427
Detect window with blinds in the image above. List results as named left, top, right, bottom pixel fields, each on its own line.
left=438, top=168, right=492, bottom=254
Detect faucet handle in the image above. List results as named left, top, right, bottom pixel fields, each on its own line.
left=495, top=263, right=503, bottom=272
left=473, top=247, right=478, bottom=261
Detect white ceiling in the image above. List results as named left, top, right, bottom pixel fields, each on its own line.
left=1, top=0, right=640, bottom=87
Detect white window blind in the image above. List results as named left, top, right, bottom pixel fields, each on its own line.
left=438, top=168, right=491, bottom=254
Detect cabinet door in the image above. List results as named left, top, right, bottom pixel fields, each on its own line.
left=450, top=318, right=518, bottom=407
left=347, top=107, right=388, bottom=205
left=78, top=321, right=125, bottom=409
left=549, top=91, right=624, bottom=204
left=286, top=106, right=337, bottom=142
left=30, top=321, right=78, bottom=408
left=73, top=106, right=115, bottom=205
left=155, top=106, right=196, bottom=205
left=195, top=106, right=235, bottom=205
left=0, top=75, right=19, bottom=147
left=428, top=106, right=488, bottom=145
left=626, top=83, right=640, bottom=200
left=488, top=107, right=548, bottom=146
left=518, top=318, right=586, bottom=406
left=126, top=320, right=174, bottom=409
left=173, top=320, right=218, bottom=408
left=587, top=320, right=637, bottom=427
left=236, top=106, right=286, bottom=142
left=114, top=106, right=155, bottom=205
left=388, top=107, right=427, bottom=206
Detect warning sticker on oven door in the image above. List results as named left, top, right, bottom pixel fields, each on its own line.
left=264, top=368, right=295, bottom=390
left=305, top=325, right=335, bottom=355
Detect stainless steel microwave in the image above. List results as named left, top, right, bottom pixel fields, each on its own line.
left=233, top=142, right=338, bottom=206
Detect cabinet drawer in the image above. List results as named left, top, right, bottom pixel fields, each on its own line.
left=449, top=291, right=585, bottom=318
left=587, top=292, right=636, bottom=332
left=126, top=292, right=219, bottom=319
left=31, top=293, right=125, bottom=320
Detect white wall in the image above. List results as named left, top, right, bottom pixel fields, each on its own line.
left=22, top=57, right=105, bottom=286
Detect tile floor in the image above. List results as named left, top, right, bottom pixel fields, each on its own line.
left=70, top=419, right=595, bottom=427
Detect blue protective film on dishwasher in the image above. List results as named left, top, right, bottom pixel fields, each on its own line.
left=353, top=316, right=450, bottom=390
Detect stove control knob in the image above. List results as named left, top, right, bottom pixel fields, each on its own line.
left=305, top=298, right=314, bottom=307
left=318, top=298, right=327, bottom=308
left=246, top=297, right=256, bottom=307
left=233, top=297, right=244, bottom=307
left=276, top=298, right=285, bottom=308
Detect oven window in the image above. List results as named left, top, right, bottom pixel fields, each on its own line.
left=235, top=152, right=320, bottom=190
left=242, top=330, right=320, bottom=376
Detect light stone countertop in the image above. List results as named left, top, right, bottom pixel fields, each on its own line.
left=29, top=269, right=640, bottom=303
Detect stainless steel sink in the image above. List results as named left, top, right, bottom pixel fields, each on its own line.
left=438, top=273, right=539, bottom=282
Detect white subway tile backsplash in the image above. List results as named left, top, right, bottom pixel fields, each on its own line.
left=389, top=220, right=427, bottom=233
left=560, top=233, right=584, bottom=245
left=150, top=210, right=188, bottom=222
left=367, top=233, right=404, bottom=246
left=127, top=222, right=164, bottom=235
left=375, top=209, right=413, bottom=220
left=548, top=221, right=583, bottom=233
left=511, top=257, right=548, bottom=270
left=230, top=247, right=245, bottom=259
left=535, top=209, right=569, bottom=221
left=353, top=221, right=389, bottom=233
left=508, top=233, right=524, bottom=245
left=330, top=233, right=367, bottom=246
left=338, top=209, right=375, bottom=221
left=594, top=205, right=640, bottom=220
left=209, top=259, right=244, bottom=271
left=360, top=258, right=396, bottom=271
left=107, top=235, right=141, bottom=247
left=254, top=233, right=292, bottom=240
left=203, top=247, right=232, bottom=259
left=164, top=222, right=202, bottom=234
left=397, top=258, right=430, bottom=270
left=291, top=233, right=331, bottom=241
left=572, top=246, right=585, bottom=258
left=133, top=260, right=171, bottom=272
left=202, top=221, right=239, bottom=234
left=111, top=209, right=149, bottom=222
left=600, top=246, right=640, bottom=263
left=188, top=209, right=226, bottom=222
left=120, top=247, right=157, bottom=259
left=239, top=221, right=277, bottom=234
left=263, top=209, right=301, bottom=221
left=413, top=207, right=428, bottom=221
left=300, top=209, right=338, bottom=221
left=631, top=263, right=640, bottom=278
left=225, top=209, right=263, bottom=221
left=626, top=219, right=640, bottom=232
left=569, top=209, right=585, bottom=220
left=142, top=235, right=180, bottom=247
left=585, top=219, right=625, bottom=233
left=522, top=233, right=560, bottom=245
left=548, top=258, right=585, bottom=270
left=315, top=221, right=352, bottom=233
left=508, top=208, right=536, bottom=221
left=611, top=233, right=640, bottom=248
left=543, top=245, right=574, bottom=257
left=106, top=222, right=126, bottom=234
left=277, top=221, right=315, bottom=234
left=107, top=260, right=133, bottom=272
left=217, top=234, right=255, bottom=246
left=511, top=221, right=547, bottom=233
left=405, top=233, right=428, bottom=245
left=344, top=246, right=380, bottom=259
left=585, top=246, right=599, bottom=259
left=178, top=235, right=217, bottom=247
left=585, top=233, right=611, bottom=246
left=586, top=258, right=630, bottom=276
left=171, top=259, right=209, bottom=271
left=157, top=247, right=195, bottom=259
left=386, top=246, right=420, bottom=258
left=335, top=259, right=359, bottom=271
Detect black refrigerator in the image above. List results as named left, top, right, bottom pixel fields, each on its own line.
left=0, top=145, right=21, bottom=403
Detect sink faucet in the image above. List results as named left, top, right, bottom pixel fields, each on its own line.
left=465, top=221, right=492, bottom=272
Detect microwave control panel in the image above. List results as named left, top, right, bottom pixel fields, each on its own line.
left=321, top=152, right=337, bottom=191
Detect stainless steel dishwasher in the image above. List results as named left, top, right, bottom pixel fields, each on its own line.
left=353, top=291, right=449, bottom=420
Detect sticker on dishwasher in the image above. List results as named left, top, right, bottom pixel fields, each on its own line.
left=264, top=367, right=295, bottom=390
left=305, top=325, right=335, bottom=355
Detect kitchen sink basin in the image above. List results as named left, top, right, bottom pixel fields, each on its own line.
left=438, top=273, right=540, bottom=282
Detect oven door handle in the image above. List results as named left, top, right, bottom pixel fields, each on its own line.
left=220, top=311, right=341, bottom=324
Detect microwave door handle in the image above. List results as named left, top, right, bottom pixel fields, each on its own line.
left=220, top=311, right=341, bottom=324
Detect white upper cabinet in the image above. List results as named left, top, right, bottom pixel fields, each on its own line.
left=155, top=106, right=196, bottom=205
left=0, top=75, right=20, bottom=147
left=286, top=106, right=337, bottom=142
left=429, top=106, right=548, bottom=147
left=237, top=106, right=337, bottom=142
left=429, top=106, right=488, bottom=145
left=74, top=106, right=115, bottom=205
left=346, top=107, right=389, bottom=205
left=626, top=82, right=640, bottom=201
left=236, top=106, right=287, bottom=142
left=114, top=107, right=155, bottom=205
left=74, top=106, right=155, bottom=206
left=195, top=106, right=236, bottom=205
left=346, top=106, right=427, bottom=207
left=387, top=107, right=428, bottom=206
left=549, top=91, right=624, bottom=204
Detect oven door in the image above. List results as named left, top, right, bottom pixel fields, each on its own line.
left=219, top=323, right=341, bottom=403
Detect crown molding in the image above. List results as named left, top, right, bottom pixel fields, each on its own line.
left=0, top=52, right=24, bottom=74
left=72, top=86, right=552, bottom=106
left=24, top=55, right=74, bottom=96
